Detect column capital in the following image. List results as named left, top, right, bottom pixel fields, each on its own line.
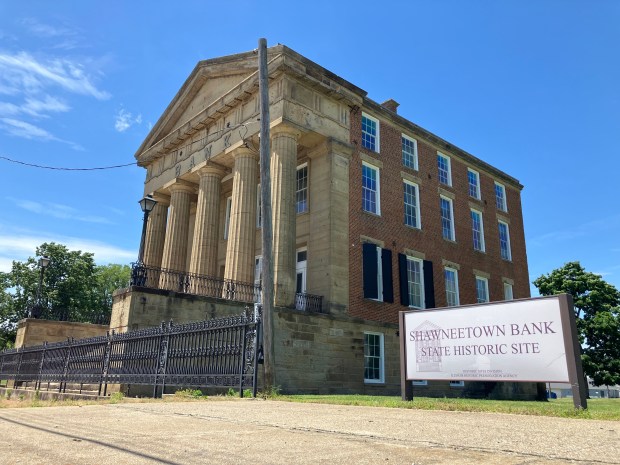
left=168, top=180, right=196, bottom=195
left=197, top=163, right=227, bottom=179
left=230, top=146, right=258, bottom=161
left=151, top=192, right=171, bottom=206
left=271, top=123, right=301, bottom=140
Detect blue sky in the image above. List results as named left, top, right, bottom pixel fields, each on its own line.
left=0, top=1, right=618, bottom=294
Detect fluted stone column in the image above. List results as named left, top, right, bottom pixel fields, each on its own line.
left=189, top=165, right=226, bottom=286
left=160, top=183, right=195, bottom=278
left=224, top=148, right=258, bottom=286
left=270, top=125, right=300, bottom=307
left=143, top=194, right=170, bottom=269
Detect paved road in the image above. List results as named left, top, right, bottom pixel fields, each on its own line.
left=0, top=399, right=618, bottom=464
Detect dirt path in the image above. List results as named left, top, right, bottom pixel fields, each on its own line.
left=0, top=399, right=618, bottom=464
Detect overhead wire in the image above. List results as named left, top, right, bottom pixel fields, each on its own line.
left=0, top=155, right=136, bottom=171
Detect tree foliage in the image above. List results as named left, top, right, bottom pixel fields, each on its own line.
left=533, top=261, right=620, bottom=386
left=0, top=243, right=130, bottom=349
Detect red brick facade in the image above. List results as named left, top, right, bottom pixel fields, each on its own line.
left=348, top=104, right=530, bottom=324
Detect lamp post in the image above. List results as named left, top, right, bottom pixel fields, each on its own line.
left=132, top=195, right=157, bottom=286
left=31, top=255, right=51, bottom=318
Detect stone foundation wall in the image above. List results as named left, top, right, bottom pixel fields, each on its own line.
left=15, top=319, right=109, bottom=349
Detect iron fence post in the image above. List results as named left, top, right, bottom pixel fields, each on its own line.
left=60, top=338, right=72, bottom=393
left=35, top=342, right=47, bottom=391
left=99, top=331, right=112, bottom=397
left=252, top=306, right=262, bottom=398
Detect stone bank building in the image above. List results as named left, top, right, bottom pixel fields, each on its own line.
left=111, top=45, right=532, bottom=398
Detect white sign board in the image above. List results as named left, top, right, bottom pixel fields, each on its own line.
left=403, top=297, right=571, bottom=382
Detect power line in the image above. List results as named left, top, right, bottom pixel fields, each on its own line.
left=0, top=155, right=136, bottom=171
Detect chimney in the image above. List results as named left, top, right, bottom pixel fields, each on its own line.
left=380, top=99, right=399, bottom=113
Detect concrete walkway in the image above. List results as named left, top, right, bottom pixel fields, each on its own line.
left=0, top=399, right=618, bottom=464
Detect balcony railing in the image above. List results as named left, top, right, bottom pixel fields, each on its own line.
left=295, top=292, right=325, bottom=313
left=131, top=263, right=260, bottom=304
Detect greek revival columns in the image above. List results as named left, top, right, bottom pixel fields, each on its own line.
left=189, top=165, right=226, bottom=277
left=143, top=194, right=169, bottom=269
left=160, top=182, right=195, bottom=273
left=270, top=125, right=300, bottom=307
left=224, top=148, right=259, bottom=284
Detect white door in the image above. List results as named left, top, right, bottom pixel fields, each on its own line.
left=296, top=248, right=307, bottom=309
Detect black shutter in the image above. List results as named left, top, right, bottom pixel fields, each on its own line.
left=398, top=253, right=409, bottom=306
left=423, top=260, right=436, bottom=309
left=382, top=248, right=393, bottom=303
left=362, top=243, right=378, bottom=299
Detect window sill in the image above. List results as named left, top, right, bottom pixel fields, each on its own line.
left=443, top=238, right=457, bottom=244
left=362, top=210, right=381, bottom=218
left=404, top=224, right=422, bottom=231
left=364, top=380, right=385, bottom=385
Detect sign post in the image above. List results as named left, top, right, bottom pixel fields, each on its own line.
left=399, top=294, right=587, bottom=409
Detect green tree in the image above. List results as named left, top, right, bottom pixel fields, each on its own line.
left=533, top=261, right=620, bottom=387
left=0, top=243, right=130, bottom=348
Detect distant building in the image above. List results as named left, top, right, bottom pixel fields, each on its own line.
left=112, top=45, right=535, bottom=398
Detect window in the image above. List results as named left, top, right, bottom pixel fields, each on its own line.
left=444, top=267, right=459, bottom=307
left=498, top=221, right=512, bottom=261
left=223, top=196, right=232, bottom=240
left=364, top=332, right=384, bottom=383
left=504, top=282, right=514, bottom=301
left=256, top=184, right=262, bottom=228
left=440, top=196, right=455, bottom=241
left=470, top=209, right=485, bottom=252
left=437, top=153, right=452, bottom=186
left=254, top=256, right=262, bottom=303
left=450, top=380, right=465, bottom=387
left=296, top=164, right=308, bottom=214
left=468, top=169, right=480, bottom=199
left=403, top=181, right=421, bottom=229
left=412, top=380, right=428, bottom=386
left=296, top=248, right=307, bottom=295
left=362, top=162, right=380, bottom=215
left=495, top=182, right=507, bottom=211
left=402, top=135, right=418, bottom=170
left=362, top=243, right=393, bottom=302
left=361, top=113, right=379, bottom=152
left=475, top=276, right=489, bottom=303
left=406, top=256, right=425, bottom=309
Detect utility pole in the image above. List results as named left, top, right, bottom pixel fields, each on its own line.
left=258, top=38, right=275, bottom=388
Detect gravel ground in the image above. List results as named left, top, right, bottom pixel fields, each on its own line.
left=0, top=399, right=618, bottom=464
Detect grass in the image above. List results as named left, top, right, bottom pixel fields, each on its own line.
left=274, top=394, right=620, bottom=421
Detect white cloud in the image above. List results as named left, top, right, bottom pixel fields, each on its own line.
left=0, top=233, right=136, bottom=272
left=0, top=52, right=110, bottom=100
left=114, top=108, right=143, bottom=132
left=22, top=95, right=70, bottom=117
left=8, top=197, right=113, bottom=224
left=0, top=118, right=57, bottom=141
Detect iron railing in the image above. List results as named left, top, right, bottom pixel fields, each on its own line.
left=295, top=292, right=325, bottom=313
left=0, top=307, right=261, bottom=398
left=131, top=263, right=260, bottom=304
left=27, top=306, right=111, bottom=325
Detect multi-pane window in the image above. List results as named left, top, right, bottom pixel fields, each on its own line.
left=362, top=162, right=380, bottom=215
left=364, top=332, right=384, bottom=383
left=468, top=169, right=481, bottom=199
left=504, top=282, right=514, bottom=300
left=361, top=113, right=379, bottom=152
left=223, top=196, right=232, bottom=240
left=296, top=164, right=308, bottom=214
left=444, top=267, right=459, bottom=307
left=256, top=184, right=262, bottom=228
left=498, top=221, right=512, bottom=261
left=450, top=380, right=465, bottom=387
left=402, top=135, right=418, bottom=170
left=476, top=276, right=489, bottom=303
left=406, top=256, right=424, bottom=308
left=362, top=243, right=393, bottom=303
left=440, top=196, right=455, bottom=241
left=470, top=209, right=485, bottom=252
left=437, top=153, right=452, bottom=186
left=495, top=182, right=507, bottom=211
left=403, top=181, right=421, bottom=229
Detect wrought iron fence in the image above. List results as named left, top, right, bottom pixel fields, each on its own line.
left=27, top=306, right=111, bottom=325
left=0, top=307, right=261, bottom=398
left=131, top=263, right=260, bottom=304
left=295, top=293, right=325, bottom=313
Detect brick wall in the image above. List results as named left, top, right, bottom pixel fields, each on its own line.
left=348, top=107, right=530, bottom=324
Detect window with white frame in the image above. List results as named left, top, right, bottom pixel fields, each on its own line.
left=412, top=380, right=427, bottom=386
left=440, top=196, right=455, bottom=241
left=444, top=267, right=459, bottom=307
left=296, top=164, right=308, bottom=214
left=504, top=282, right=514, bottom=301
left=437, top=153, right=452, bottom=186
left=498, top=221, right=512, bottom=261
left=361, top=113, right=379, bottom=152
left=223, top=196, right=232, bottom=240
left=450, top=380, right=465, bottom=387
left=475, top=276, right=489, bottom=303
left=363, top=243, right=394, bottom=303
left=406, top=256, right=425, bottom=309
left=403, top=180, right=421, bottom=229
left=364, top=332, right=384, bottom=383
left=402, top=134, right=418, bottom=170
left=362, top=162, right=380, bottom=215
left=470, top=209, right=485, bottom=252
left=468, top=168, right=481, bottom=199
left=495, top=182, right=507, bottom=211
left=256, top=184, right=262, bottom=228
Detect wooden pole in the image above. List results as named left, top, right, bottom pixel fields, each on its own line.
left=258, top=38, right=275, bottom=388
